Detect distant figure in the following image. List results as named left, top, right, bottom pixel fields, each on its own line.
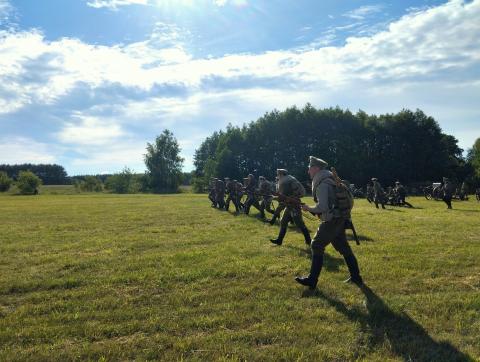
left=394, top=181, right=413, bottom=207
left=224, top=177, right=239, bottom=213
left=460, top=181, right=468, bottom=200
left=366, top=184, right=374, bottom=203
left=372, top=178, right=386, bottom=209
left=442, top=177, right=454, bottom=209
left=258, top=176, right=274, bottom=219
left=215, top=178, right=226, bottom=209
left=244, top=174, right=262, bottom=216
left=475, top=188, right=480, bottom=202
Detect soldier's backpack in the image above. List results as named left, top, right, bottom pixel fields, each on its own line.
left=279, top=175, right=305, bottom=198
left=331, top=168, right=354, bottom=219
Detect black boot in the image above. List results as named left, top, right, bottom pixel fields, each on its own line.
left=301, top=227, right=311, bottom=245
left=343, top=254, right=363, bottom=285
left=270, top=226, right=286, bottom=245
left=295, top=254, right=323, bottom=289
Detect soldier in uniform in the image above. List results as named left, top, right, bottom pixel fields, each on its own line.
left=244, top=174, right=262, bottom=216
left=475, top=187, right=480, bottom=202
left=270, top=169, right=311, bottom=246
left=394, top=181, right=412, bottom=207
left=297, top=156, right=363, bottom=289
left=224, top=177, right=240, bottom=212
left=268, top=175, right=286, bottom=225
left=215, top=178, right=226, bottom=209
left=366, top=183, right=374, bottom=203
left=258, top=176, right=275, bottom=219
left=208, top=177, right=216, bottom=207
left=372, top=178, right=386, bottom=209
left=460, top=181, right=468, bottom=200
left=442, top=177, right=454, bottom=209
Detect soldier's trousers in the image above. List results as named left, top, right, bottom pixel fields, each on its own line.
left=309, top=217, right=361, bottom=283
left=245, top=194, right=262, bottom=215
left=374, top=195, right=386, bottom=209
left=443, top=194, right=452, bottom=209
left=269, top=203, right=286, bottom=223
left=225, top=194, right=240, bottom=212
left=276, top=207, right=311, bottom=244
left=215, top=193, right=225, bottom=209
left=260, top=197, right=274, bottom=216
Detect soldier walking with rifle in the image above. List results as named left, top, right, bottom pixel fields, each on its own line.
left=296, top=156, right=363, bottom=290
left=270, top=169, right=311, bottom=246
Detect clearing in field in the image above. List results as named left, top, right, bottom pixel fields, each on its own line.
left=0, top=193, right=479, bottom=361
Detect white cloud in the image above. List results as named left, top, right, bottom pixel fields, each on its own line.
left=0, top=137, right=57, bottom=164
left=86, top=0, right=149, bottom=10
left=57, top=115, right=125, bottom=146
left=0, top=0, right=13, bottom=24
left=343, top=4, right=385, bottom=20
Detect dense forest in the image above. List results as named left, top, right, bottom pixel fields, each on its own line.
left=0, top=164, right=68, bottom=185
left=193, top=105, right=474, bottom=190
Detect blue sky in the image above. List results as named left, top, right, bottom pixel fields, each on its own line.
left=0, top=0, right=479, bottom=175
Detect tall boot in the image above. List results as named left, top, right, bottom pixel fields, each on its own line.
left=295, top=254, right=323, bottom=289
left=301, top=227, right=311, bottom=245
left=343, top=254, right=363, bottom=285
left=270, top=226, right=287, bottom=245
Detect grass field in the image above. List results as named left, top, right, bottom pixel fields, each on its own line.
left=0, top=191, right=479, bottom=361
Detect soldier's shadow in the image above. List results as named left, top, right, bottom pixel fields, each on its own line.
left=284, top=245, right=343, bottom=272
left=347, top=233, right=374, bottom=242
left=304, top=285, right=473, bottom=362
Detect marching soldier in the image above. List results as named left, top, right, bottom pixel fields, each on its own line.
left=208, top=177, right=216, bottom=207
left=258, top=176, right=275, bottom=219
left=215, top=178, right=226, bottom=209
left=270, top=169, right=311, bottom=246
left=366, top=183, right=374, bottom=204
left=443, top=177, right=454, bottom=209
left=225, top=177, right=240, bottom=213
left=297, top=156, right=363, bottom=289
left=244, top=174, right=262, bottom=216
left=372, top=178, right=386, bottom=209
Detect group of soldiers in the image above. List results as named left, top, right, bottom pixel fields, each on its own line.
left=366, top=179, right=412, bottom=209
left=208, top=174, right=277, bottom=220
left=208, top=157, right=363, bottom=290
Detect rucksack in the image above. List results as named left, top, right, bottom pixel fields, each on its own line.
left=331, top=168, right=354, bottom=219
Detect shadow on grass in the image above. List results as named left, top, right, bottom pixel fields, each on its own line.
left=284, top=245, right=343, bottom=272
left=347, top=233, right=374, bottom=242
left=304, top=285, right=473, bottom=362
left=452, top=209, right=480, bottom=213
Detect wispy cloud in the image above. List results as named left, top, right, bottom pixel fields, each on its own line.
left=343, top=4, right=384, bottom=20
left=86, top=0, right=149, bottom=10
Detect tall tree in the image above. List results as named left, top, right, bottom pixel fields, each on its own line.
left=145, top=130, right=184, bottom=193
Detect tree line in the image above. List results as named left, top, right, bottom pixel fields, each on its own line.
left=0, top=164, right=68, bottom=185
left=193, top=105, right=477, bottom=191
left=0, top=130, right=186, bottom=194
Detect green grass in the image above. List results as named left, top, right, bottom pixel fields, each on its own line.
left=0, top=193, right=479, bottom=361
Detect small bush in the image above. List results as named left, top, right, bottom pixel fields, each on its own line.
left=105, top=168, right=141, bottom=194
left=17, top=171, right=42, bottom=195
left=0, top=171, right=13, bottom=192
left=78, top=176, right=103, bottom=192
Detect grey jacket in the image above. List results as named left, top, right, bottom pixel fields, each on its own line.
left=310, top=169, right=337, bottom=221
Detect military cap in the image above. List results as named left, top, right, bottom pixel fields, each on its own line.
left=259, top=176, right=265, bottom=180
left=276, top=168, right=288, bottom=176
left=309, top=156, right=328, bottom=169
left=371, top=178, right=378, bottom=181
left=395, top=181, right=400, bottom=184
left=248, top=173, right=254, bottom=178
left=224, top=177, right=230, bottom=180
